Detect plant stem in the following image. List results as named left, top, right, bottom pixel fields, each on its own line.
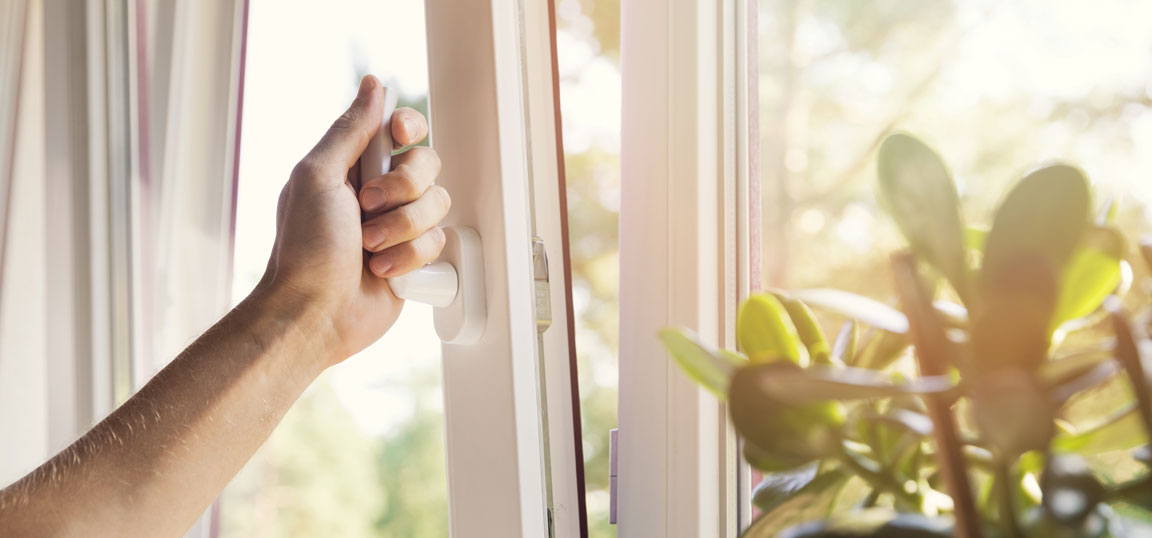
left=891, top=253, right=985, bottom=538
left=1110, top=309, right=1152, bottom=442
left=994, top=461, right=1022, bottom=538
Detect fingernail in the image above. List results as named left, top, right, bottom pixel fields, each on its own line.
left=361, top=188, right=386, bottom=211
left=370, top=254, right=392, bottom=276
left=358, top=74, right=377, bottom=97
left=401, top=117, right=419, bottom=141
left=363, top=223, right=385, bottom=249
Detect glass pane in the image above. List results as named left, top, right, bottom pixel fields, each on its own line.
left=555, top=1, right=621, bottom=536
left=221, top=1, right=445, bottom=536
left=755, top=0, right=1152, bottom=528
left=758, top=0, right=1152, bottom=294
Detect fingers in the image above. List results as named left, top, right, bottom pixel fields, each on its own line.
left=369, top=227, right=448, bottom=278
left=362, top=185, right=451, bottom=253
left=298, top=75, right=384, bottom=185
left=391, top=107, right=428, bottom=147
left=359, top=146, right=441, bottom=212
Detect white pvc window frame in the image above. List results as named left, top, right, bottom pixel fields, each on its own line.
left=619, top=0, right=757, bottom=535
left=425, top=0, right=585, bottom=536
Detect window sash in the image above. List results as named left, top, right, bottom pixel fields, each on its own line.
left=425, top=0, right=581, bottom=535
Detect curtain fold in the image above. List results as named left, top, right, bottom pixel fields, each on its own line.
left=0, top=4, right=249, bottom=527
left=133, top=4, right=249, bottom=533
left=0, top=0, right=29, bottom=301
left=134, top=0, right=248, bottom=384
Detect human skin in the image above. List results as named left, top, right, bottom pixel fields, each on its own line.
left=0, top=74, right=448, bottom=537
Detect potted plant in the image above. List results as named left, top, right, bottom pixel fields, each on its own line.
left=661, top=133, right=1152, bottom=537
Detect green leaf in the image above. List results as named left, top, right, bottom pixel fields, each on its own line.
left=973, top=165, right=1091, bottom=368
left=831, top=321, right=858, bottom=365
left=751, top=462, right=819, bottom=512
left=1039, top=348, right=1114, bottom=388
left=730, top=364, right=845, bottom=472
left=964, top=226, right=989, bottom=252
left=739, top=362, right=956, bottom=405
left=1053, top=226, right=1125, bottom=327
left=970, top=370, right=1055, bottom=457
left=1111, top=475, right=1152, bottom=511
left=1043, top=350, right=1119, bottom=403
left=1053, top=404, right=1143, bottom=454
left=790, top=289, right=909, bottom=334
left=862, top=408, right=934, bottom=437
left=659, top=328, right=745, bottom=399
left=775, top=293, right=832, bottom=364
left=877, top=133, right=969, bottom=300
left=741, top=469, right=852, bottom=538
left=982, top=164, right=1091, bottom=276
left=852, top=329, right=910, bottom=370
left=972, top=254, right=1061, bottom=370
left=738, top=294, right=803, bottom=363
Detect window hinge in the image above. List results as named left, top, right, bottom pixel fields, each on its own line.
left=531, top=237, right=552, bottom=333
left=610, top=428, right=619, bottom=525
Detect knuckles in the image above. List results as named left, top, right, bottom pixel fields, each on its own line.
left=429, top=226, right=448, bottom=254
left=291, top=158, right=323, bottom=180
left=395, top=206, right=419, bottom=236
left=428, top=185, right=452, bottom=214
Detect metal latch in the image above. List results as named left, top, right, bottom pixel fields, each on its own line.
left=610, top=428, right=619, bottom=524
left=532, top=237, right=552, bottom=333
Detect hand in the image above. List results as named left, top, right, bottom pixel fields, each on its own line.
left=261, top=75, right=449, bottom=363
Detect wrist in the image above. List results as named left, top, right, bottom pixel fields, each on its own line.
left=243, top=282, right=344, bottom=375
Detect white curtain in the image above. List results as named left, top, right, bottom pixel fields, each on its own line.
left=136, top=0, right=248, bottom=384
left=0, top=0, right=46, bottom=488
left=0, top=8, right=248, bottom=538
left=0, top=1, right=27, bottom=275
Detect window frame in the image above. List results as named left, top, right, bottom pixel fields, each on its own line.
left=424, top=0, right=586, bottom=536
left=618, top=0, right=757, bottom=535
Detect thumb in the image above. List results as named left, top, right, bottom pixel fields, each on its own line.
left=302, top=75, right=384, bottom=184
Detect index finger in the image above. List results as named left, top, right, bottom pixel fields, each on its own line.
left=392, top=107, right=429, bottom=147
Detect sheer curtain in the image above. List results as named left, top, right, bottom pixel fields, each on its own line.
left=0, top=0, right=44, bottom=488
left=0, top=6, right=248, bottom=538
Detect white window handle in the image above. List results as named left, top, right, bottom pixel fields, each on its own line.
left=360, top=84, right=486, bottom=344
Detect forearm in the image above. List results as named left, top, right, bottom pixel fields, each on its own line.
left=0, top=286, right=336, bottom=537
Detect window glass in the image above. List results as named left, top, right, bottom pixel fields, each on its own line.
left=221, top=1, right=445, bottom=536
left=555, top=0, right=621, bottom=535
left=758, top=0, right=1152, bottom=295
left=755, top=0, right=1152, bottom=520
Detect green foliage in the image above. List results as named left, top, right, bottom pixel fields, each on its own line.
left=659, top=328, right=746, bottom=398
left=772, top=509, right=954, bottom=538
left=738, top=294, right=804, bottom=363
left=747, top=466, right=854, bottom=536
left=731, top=363, right=846, bottom=472
left=877, top=133, right=968, bottom=300
left=1054, top=227, right=1125, bottom=327
left=662, top=134, right=1152, bottom=537
left=777, top=293, right=835, bottom=364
